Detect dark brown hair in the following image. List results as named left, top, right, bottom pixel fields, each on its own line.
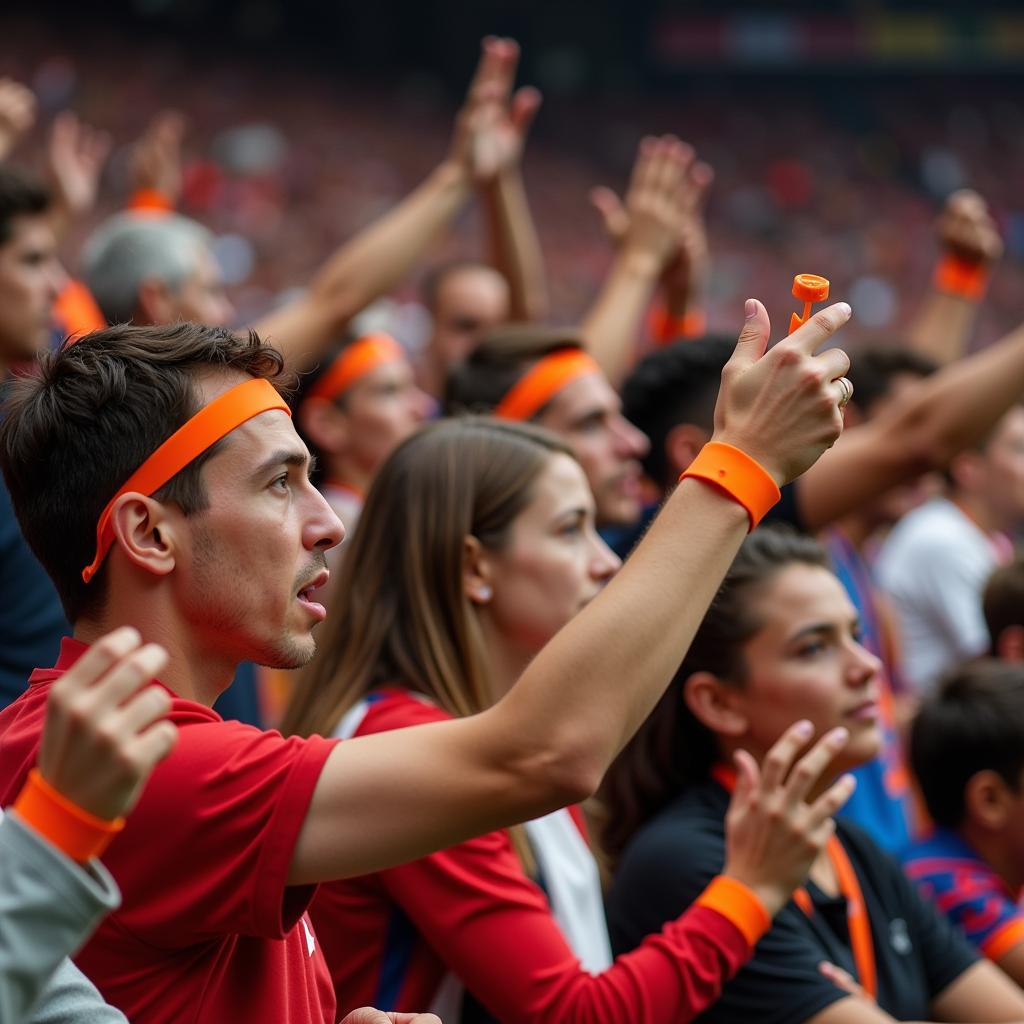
left=0, top=322, right=293, bottom=622
left=0, top=165, right=51, bottom=246
left=600, top=527, right=830, bottom=864
left=910, top=659, right=1024, bottom=829
left=442, top=324, right=583, bottom=417
left=983, top=556, right=1024, bottom=652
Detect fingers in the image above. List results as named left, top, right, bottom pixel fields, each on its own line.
left=781, top=727, right=849, bottom=807
left=125, top=719, right=179, bottom=780
left=758, top=719, right=813, bottom=794
left=727, top=298, right=772, bottom=369
left=819, top=961, right=863, bottom=998
left=815, top=346, right=852, bottom=385
left=74, top=643, right=170, bottom=718
left=49, top=626, right=144, bottom=697
left=112, top=681, right=173, bottom=736
left=589, top=186, right=629, bottom=241
left=509, top=85, right=542, bottom=138
left=786, top=302, right=853, bottom=355
left=807, top=772, right=857, bottom=826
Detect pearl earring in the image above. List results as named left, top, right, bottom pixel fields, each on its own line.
left=478, top=585, right=492, bottom=602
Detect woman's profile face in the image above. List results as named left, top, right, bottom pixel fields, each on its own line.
left=735, top=563, right=884, bottom=773
left=483, top=452, right=621, bottom=657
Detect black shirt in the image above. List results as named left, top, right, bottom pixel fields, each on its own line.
left=607, top=778, right=978, bottom=1024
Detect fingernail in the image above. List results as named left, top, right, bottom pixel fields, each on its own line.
left=829, top=726, right=849, bottom=745
left=837, top=302, right=852, bottom=318
left=744, top=299, right=756, bottom=319
left=793, top=719, right=813, bottom=737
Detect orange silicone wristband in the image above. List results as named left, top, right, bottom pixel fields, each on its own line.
left=933, top=255, right=989, bottom=301
left=679, top=442, right=781, bottom=531
left=12, top=768, right=125, bottom=863
left=695, top=875, right=772, bottom=948
left=127, top=188, right=175, bottom=214
left=648, top=304, right=708, bottom=345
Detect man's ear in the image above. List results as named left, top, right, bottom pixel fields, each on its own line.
left=108, top=493, right=180, bottom=578
left=964, top=769, right=1015, bottom=832
left=297, top=396, right=349, bottom=456
left=665, top=423, right=711, bottom=479
left=683, top=670, right=748, bottom=738
left=136, top=277, right=178, bottom=326
left=462, top=534, right=494, bottom=606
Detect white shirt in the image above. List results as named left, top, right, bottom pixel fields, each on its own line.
left=876, top=497, right=1000, bottom=694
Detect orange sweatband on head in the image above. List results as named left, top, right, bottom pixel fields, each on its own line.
left=494, top=349, right=602, bottom=422
left=679, top=441, right=781, bottom=531
left=82, top=377, right=290, bottom=583
left=306, top=334, right=406, bottom=404
left=13, top=768, right=125, bottom=863
left=934, top=254, right=989, bottom=302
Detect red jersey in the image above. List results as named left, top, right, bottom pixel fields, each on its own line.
left=312, top=688, right=759, bottom=1024
left=0, top=638, right=338, bottom=1024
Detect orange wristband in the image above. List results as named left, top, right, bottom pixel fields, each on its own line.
left=648, top=304, right=707, bottom=345
left=695, top=875, right=772, bottom=948
left=933, top=254, right=989, bottom=302
left=12, top=768, right=125, bottom=863
left=127, top=188, right=174, bottom=214
left=679, top=442, right=781, bottom=531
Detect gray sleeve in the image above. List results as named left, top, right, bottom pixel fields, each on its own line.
left=23, top=959, right=127, bottom=1024
left=0, top=811, right=124, bottom=1023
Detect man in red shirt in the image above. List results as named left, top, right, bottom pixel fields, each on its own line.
left=0, top=307, right=850, bottom=1023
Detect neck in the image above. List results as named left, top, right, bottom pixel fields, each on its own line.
left=75, top=587, right=235, bottom=706
left=961, top=821, right=1024, bottom=893
left=477, top=616, right=532, bottom=705
left=952, top=492, right=1005, bottom=537
left=327, top=453, right=373, bottom=499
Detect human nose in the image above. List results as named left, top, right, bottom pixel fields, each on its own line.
left=588, top=530, right=621, bottom=582
left=305, top=486, right=345, bottom=552
left=613, top=413, right=650, bottom=459
left=846, top=639, right=881, bottom=687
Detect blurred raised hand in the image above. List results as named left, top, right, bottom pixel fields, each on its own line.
left=130, top=110, right=186, bottom=206
left=47, top=111, right=112, bottom=235
left=0, top=77, right=37, bottom=162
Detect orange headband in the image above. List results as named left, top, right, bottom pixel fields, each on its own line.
left=494, top=349, right=601, bottom=422
left=306, top=334, right=406, bottom=404
left=82, top=377, right=290, bottom=583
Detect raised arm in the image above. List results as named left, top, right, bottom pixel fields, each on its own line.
left=796, top=313, right=1024, bottom=532
left=583, top=137, right=700, bottom=387
left=905, top=190, right=1002, bottom=366
left=289, top=299, right=854, bottom=884
left=475, top=37, right=548, bottom=322
left=45, top=111, right=112, bottom=244
left=253, top=39, right=515, bottom=369
left=0, top=77, right=36, bottom=163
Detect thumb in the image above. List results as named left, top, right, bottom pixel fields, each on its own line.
left=589, top=186, right=629, bottom=240
left=729, top=298, right=771, bottom=369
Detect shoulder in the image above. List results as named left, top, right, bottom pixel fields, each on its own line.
left=356, top=687, right=455, bottom=736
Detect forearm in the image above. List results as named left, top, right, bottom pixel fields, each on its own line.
left=482, top=167, right=548, bottom=321
left=253, top=159, right=472, bottom=367
left=905, top=290, right=979, bottom=366
left=581, top=248, right=662, bottom=387
left=797, top=323, right=1024, bottom=531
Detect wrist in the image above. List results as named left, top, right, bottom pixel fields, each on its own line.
left=697, top=874, right=774, bottom=946
left=620, top=245, right=664, bottom=281
left=434, top=158, right=473, bottom=194
left=933, top=253, right=989, bottom=301
left=12, top=768, right=124, bottom=863
left=680, top=440, right=782, bottom=530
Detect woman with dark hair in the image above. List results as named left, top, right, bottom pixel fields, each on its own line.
left=605, top=528, right=1024, bottom=1024
left=285, top=419, right=853, bottom=1024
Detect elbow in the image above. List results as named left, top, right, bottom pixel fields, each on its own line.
left=518, top=739, right=604, bottom=809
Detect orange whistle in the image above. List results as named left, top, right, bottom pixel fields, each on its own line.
left=788, top=274, right=830, bottom=334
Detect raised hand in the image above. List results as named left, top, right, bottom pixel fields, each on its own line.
left=38, top=626, right=177, bottom=821
left=722, top=720, right=856, bottom=916
left=0, top=77, right=36, bottom=161
left=713, top=298, right=852, bottom=486
left=47, top=111, right=112, bottom=222
left=936, top=188, right=1002, bottom=267
left=130, top=109, right=186, bottom=205
left=450, top=36, right=542, bottom=183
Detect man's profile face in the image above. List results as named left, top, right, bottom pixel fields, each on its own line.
left=538, top=372, right=650, bottom=528
left=169, top=246, right=234, bottom=327
left=0, top=215, right=65, bottom=365
left=173, top=372, right=344, bottom=670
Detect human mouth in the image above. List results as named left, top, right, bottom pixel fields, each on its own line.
left=844, top=699, right=879, bottom=723
left=296, top=570, right=329, bottom=622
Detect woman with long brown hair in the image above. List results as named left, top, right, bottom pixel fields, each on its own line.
left=604, top=527, right=1024, bottom=1024
left=284, top=417, right=854, bottom=1024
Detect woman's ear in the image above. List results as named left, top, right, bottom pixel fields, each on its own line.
left=462, top=535, right=494, bottom=605
left=108, top=493, right=180, bottom=578
left=683, top=671, right=748, bottom=738
left=297, top=396, right=349, bottom=456
left=964, top=769, right=1015, bottom=832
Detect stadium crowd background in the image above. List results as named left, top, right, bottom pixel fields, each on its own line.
left=5, top=4, right=1024, bottom=354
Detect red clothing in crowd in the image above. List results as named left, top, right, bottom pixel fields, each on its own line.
left=313, top=688, right=764, bottom=1024
left=0, top=638, right=338, bottom=1024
